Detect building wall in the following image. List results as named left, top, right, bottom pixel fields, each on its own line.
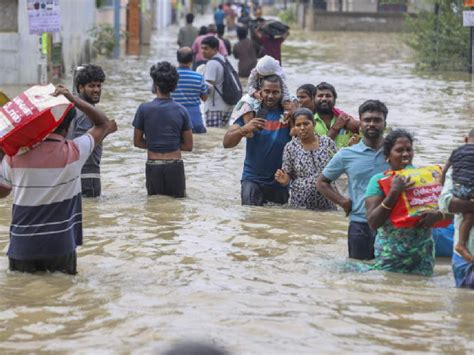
left=0, top=0, right=96, bottom=85
left=0, top=0, right=18, bottom=31
left=325, top=0, right=433, bottom=13
left=312, top=10, right=412, bottom=32
left=156, top=0, right=172, bottom=29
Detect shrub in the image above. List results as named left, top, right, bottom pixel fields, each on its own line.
left=405, top=0, right=470, bottom=71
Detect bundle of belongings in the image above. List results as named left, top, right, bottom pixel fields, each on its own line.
left=261, top=20, right=289, bottom=39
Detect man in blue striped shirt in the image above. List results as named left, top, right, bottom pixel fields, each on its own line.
left=172, top=47, right=209, bottom=133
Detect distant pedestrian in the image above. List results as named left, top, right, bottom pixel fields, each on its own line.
left=214, top=4, right=226, bottom=34
left=217, top=24, right=232, bottom=56
left=191, top=24, right=228, bottom=70
left=172, top=47, right=209, bottom=134
left=202, top=36, right=234, bottom=128
left=233, top=26, right=261, bottom=78
left=178, top=13, right=199, bottom=48
left=133, top=62, right=193, bottom=197
left=254, top=21, right=289, bottom=65
left=224, top=2, right=236, bottom=31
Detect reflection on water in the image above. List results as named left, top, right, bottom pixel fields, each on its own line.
left=0, top=19, right=473, bottom=354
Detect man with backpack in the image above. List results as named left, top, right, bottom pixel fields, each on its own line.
left=201, top=36, right=241, bottom=128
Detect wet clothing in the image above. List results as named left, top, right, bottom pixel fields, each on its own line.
left=187, top=105, right=206, bottom=134
left=204, top=53, right=233, bottom=127
left=452, top=253, right=474, bottom=288
left=0, top=133, right=94, bottom=263
left=81, top=177, right=101, bottom=198
left=258, top=36, right=284, bottom=64
left=9, top=251, right=77, bottom=275
left=439, top=168, right=474, bottom=287
left=178, top=24, right=199, bottom=48
left=450, top=144, right=474, bottom=188
left=205, top=109, right=232, bottom=128
left=172, top=67, right=208, bottom=133
left=233, top=38, right=259, bottom=77
left=214, top=9, right=225, bottom=26
left=365, top=170, right=435, bottom=276
left=172, top=67, right=208, bottom=107
left=67, top=107, right=102, bottom=197
left=132, top=98, right=191, bottom=153
left=314, top=113, right=355, bottom=149
left=282, top=135, right=337, bottom=210
left=235, top=107, right=290, bottom=190
left=191, top=34, right=228, bottom=64
left=241, top=180, right=288, bottom=206
left=204, top=53, right=232, bottom=113
left=348, top=221, right=376, bottom=260
left=145, top=159, right=186, bottom=197
left=322, top=139, right=389, bottom=222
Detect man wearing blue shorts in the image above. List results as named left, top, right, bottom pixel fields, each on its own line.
left=317, top=100, right=389, bottom=260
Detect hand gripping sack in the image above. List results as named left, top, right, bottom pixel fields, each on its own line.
left=209, top=57, right=243, bottom=105
left=378, top=165, right=451, bottom=228
left=0, top=84, right=73, bottom=156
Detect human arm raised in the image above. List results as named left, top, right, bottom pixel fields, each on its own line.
left=52, top=85, right=109, bottom=148
left=222, top=112, right=266, bottom=148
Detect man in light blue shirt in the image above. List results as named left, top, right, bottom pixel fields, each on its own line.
left=317, top=100, right=389, bottom=260
left=439, top=168, right=474, bottom=288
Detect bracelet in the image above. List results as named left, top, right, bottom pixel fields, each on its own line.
left=239, top=127, right=247, bottom=137
left=380, top=201, right=393, bottom=210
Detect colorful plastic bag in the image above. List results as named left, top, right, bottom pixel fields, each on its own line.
left=378, top=165, right=451, bottom=228
left=0, top=84, right=73, bottom=156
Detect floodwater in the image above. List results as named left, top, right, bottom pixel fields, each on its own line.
left=1, top=18, right=473, bottom=354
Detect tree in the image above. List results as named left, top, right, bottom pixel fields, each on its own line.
left=405, top=0, right=470, bottom=71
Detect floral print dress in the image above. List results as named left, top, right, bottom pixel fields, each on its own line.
left=282, top=135, right=337, bottom=210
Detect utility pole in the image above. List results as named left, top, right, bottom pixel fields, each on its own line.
left=113, top=0, right=121, bottom=59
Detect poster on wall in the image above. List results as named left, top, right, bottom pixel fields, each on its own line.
left=27, top=0, right=61, bottom=35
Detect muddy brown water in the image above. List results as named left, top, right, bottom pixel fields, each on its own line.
left=0, top=19, right=473, bottom=354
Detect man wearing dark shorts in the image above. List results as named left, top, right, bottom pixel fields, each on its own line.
left=223, top=75, right=290, bottom=206
left=0, top=85, right=112, bottom=274
left=133, top=61, right=193, bottom=198
left=317, top=100, right=389, bottom=260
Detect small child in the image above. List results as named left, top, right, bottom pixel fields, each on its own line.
left=442, top=129, right=474, bottom=262
left=247, top=55, right=290, bottom=102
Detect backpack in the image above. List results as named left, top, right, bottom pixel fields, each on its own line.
left=209, top=57, right=242, bottom=105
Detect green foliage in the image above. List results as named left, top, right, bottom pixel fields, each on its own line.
left=279, top=7, right=297, bottom=25
left=89, top=24, right=126, bottom=58
left=405, top=0, right=470, bottom=72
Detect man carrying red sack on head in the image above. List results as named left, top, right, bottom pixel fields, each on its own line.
left=0, top=85, right=116, bottom=275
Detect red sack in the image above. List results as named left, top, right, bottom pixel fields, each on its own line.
left=0, top=84, right=73, bottom=156
left=378, top=165, right=451, bottom=228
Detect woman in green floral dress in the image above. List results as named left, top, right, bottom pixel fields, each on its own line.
left=365, top=129, right=445, bottom=276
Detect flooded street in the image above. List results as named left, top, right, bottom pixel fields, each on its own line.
left=0, top=18, right=473, bottom=354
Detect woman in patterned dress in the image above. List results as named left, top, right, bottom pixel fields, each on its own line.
left=365, top=129, right=445, bottom=276
left=275, top=108, right=337, bottom=210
